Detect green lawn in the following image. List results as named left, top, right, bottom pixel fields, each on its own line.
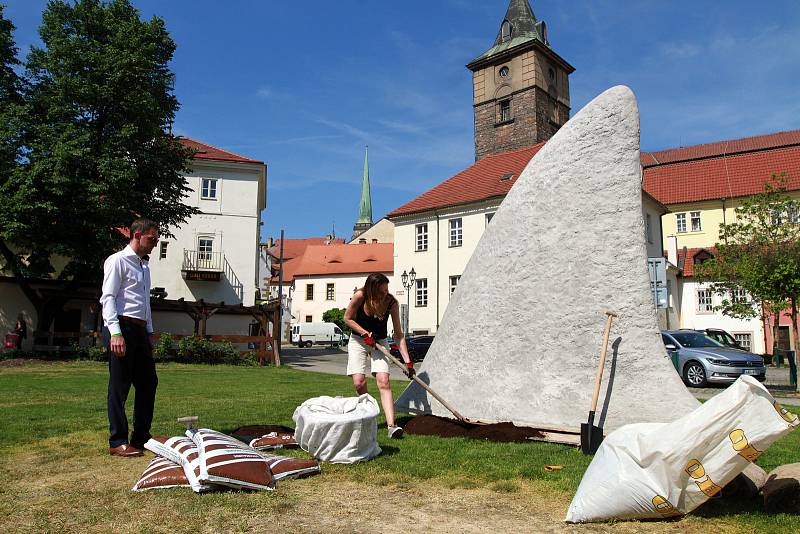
left=1, top=361, right=799, bottom=533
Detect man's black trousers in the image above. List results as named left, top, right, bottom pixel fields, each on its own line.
left=104, top=321, right=158, bottom=448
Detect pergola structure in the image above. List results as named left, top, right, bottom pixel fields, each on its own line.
left=151, top=297, right=282, bottom=365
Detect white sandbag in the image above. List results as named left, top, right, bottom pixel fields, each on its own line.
left=566, top=376, right=799, bottom=523
left=187, top=428, right=275, bottom=491
left=144, top=436, right=216, bottom=493
left=293, top=394, right=382, bottom=463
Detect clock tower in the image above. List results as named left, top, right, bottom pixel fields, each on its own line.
left=467, top=0, right=574, bottom=161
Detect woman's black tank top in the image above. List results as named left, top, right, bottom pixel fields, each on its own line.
left=356, top=296, right=395, bottom=340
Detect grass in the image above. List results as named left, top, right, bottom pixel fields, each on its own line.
left=1, top=361, right=800, bottom=533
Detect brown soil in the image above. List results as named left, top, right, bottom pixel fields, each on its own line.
left=229, top=424, right=295, bottom=443
left=404, top=414, right=545, bottom=442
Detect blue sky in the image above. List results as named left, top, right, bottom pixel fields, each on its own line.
left=5, top=1, right=800, bottom=242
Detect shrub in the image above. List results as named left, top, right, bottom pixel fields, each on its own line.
left=71, top=343, right=107, bottom=362
left=175, top=335, right=255, bottom=366
left=153, top=333, right=173, bottom=361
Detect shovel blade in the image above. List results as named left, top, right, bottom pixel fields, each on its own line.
left=580, top=423, right=604, bottom=455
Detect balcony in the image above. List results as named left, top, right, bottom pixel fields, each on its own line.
left=182, top=250, right=224, bottom=281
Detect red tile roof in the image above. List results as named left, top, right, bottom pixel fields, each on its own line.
left=388, top=144, right=544, bottom=217
left=677, top=247, right=717, bottom=278
left=640, top=130, right=800, bottom=167
left=388, top=130, right=800, bottom=217
left=179, top=137, right=264, bottom=165
left=293, top=243, right=393, bottom=277
left=267, top=237, right=346, bottom=283
left=642, top=137, right=800, bottom=205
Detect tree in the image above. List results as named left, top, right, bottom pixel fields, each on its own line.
left=322, top=308, right=350, bottom=336
left=0, top=5, right=22, bottom=181
left=0, top=0, right=198, bottom=336
left=695, top=173, right=800, bottom=356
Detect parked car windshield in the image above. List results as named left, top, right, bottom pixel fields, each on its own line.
left=672, top=332, right=725, bottom=348
left=707, top=330, right=739, bottom=348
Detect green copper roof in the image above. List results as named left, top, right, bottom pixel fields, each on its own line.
left=356, top=146, right=372, bottom=225
left=469, top=0, right=549, bottom=66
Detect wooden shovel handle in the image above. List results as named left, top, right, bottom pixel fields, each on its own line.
left=590, top=311, right=617, bottom=413
left=374, top=342, right=466, bottom=423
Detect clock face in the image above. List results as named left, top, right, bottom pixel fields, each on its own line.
left=499, top=66, right=510, bottom=78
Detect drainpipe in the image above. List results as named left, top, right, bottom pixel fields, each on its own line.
left=435, top=210, right=441, bottom=331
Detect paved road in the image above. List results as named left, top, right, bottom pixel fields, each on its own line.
left=281, top=346, right=800, bottom=405
left=279, top=345, right=410, bottom=381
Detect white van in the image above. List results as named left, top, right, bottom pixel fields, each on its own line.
left=291, top=322, right=346, bottom=347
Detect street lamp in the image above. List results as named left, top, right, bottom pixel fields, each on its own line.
left=400, top=268, right=416, bottom=334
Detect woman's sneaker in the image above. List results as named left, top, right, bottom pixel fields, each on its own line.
left=388, top=425, right=404, bottom=439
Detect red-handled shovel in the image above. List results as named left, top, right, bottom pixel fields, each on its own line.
left=581, top=311, right=617, bottom=455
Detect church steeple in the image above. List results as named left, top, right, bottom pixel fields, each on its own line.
left=352, top=146, right=373, bottom=240
left=467, top=0, right=574, bottom=161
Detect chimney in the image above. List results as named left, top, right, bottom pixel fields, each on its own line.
left=666, top=235, right=678, bottom=267
left=267, top=237, right=274, bottom=248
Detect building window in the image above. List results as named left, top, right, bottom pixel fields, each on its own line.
left=201, top=178, right=218, bottom=200
left=159, top=241, right=168, bottom=260
left=326, top=283, right=335, bottom=301
left=449, top=218, right=462, bottom=247
left=486, top=213, right=495, bottom=226
left=676, top=213, right=687, bottom=233
left=690, top=211, right=702, bottom=232
left=305, top=283, right=314, bottom=301
left=500, top=20, right=511, bottom=42
left=731, top=288, right=748, bottom=304
left=416, top=223, right=428, bottom=252
left=734, top=333, right=752, bottom=351
left=499, top=66, right=509, bottom=78
left=645, top=213, right=653, bottom=243
left=697, top=289, right=713, bottom=313
left=498, top=99, right=511, bottom=122
left=449, top=275, right=460, bottom=297
left=789, top=203, right=799, bottom=224
left=198, top=237, right=213, bottom=260
left=305, top=315, right=312, bottom=323
left=415, top=278, right=428, bottom=307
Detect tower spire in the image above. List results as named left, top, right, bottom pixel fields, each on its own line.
left=352, top=146, right=373, bottom=240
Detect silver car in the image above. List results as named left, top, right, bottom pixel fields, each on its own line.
left=661, top=330, right=766, bottom=387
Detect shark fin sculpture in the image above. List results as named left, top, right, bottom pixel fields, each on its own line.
left=395, top=86, right=699, bottom=438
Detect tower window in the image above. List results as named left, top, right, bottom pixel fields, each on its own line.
left=498, top=99, right=512, bottom=123
left=499, top=66, right=509, bottom=78
left=548, top=66, right=556, bottom=82
left=501, top=20, right=511, bottom=42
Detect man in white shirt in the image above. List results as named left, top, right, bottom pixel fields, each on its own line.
left=100, top=218, right=160, bottom=457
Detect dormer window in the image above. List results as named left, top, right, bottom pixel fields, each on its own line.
left=501, top=20, right=511, bottom=42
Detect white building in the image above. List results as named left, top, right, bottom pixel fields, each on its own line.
left=289, top=243, right=394, bottom=328
left=148, top=138, right=266, bottom=335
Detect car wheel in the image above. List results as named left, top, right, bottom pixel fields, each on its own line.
left=305, top=341, right=313, bottom=348
left=683, top=361, right=707, bottom=388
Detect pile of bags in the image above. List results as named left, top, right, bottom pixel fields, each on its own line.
left=132, top=427, right=320, bottom=493
left=566, top=376, right=799, bottom=523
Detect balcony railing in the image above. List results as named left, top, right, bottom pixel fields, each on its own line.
left=182, top=250, right=224, bottom=281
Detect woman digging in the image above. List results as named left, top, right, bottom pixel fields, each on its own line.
left=344, top=273, right=414, bottom=438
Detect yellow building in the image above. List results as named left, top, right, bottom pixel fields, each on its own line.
left=643, top=130, right=800, bottom=354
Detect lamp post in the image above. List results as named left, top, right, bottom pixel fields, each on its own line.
left=400, top=268, right=416, bottom=335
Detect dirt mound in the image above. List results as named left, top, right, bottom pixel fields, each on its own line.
left=229, top=424, right=295, bottom=444
left=403, top=415, right=545, bottom=443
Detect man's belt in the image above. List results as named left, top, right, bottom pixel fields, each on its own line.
left=118, top=315, right=147, bottom=327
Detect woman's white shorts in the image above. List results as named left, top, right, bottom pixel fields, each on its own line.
left=346, top=336, right=390, bottom=376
